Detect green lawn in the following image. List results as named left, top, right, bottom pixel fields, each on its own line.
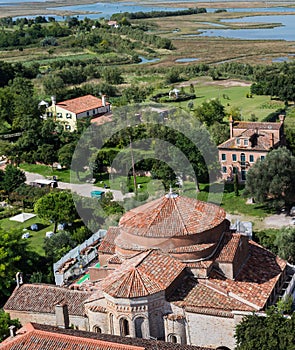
left=0, top=215, right=53, bottom=256
left=153, top=78, right=284, bottom=121
left=20, top=163, right=72, bottom=183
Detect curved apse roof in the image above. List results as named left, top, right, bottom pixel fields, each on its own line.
left=119, top=194, right=226, bottom=238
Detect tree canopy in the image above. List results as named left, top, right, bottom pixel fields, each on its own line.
left=244, top=147, right=295, bottom=209
left=34, top=191, right=78, bottom=232
left=0, top=309, right=21, bottom=341
left=235, top=307, right=295, bottom=350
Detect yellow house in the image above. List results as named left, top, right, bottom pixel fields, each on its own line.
left=46, top=94, right=111, bottom=131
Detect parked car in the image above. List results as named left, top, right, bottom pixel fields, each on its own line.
left=91, top=190, right=105, bottom=199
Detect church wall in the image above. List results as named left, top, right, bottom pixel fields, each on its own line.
left=6, top=310, right=89, bottom=331
left=88, top=310, right=108, bottom=333
left=185, top=311, right=235, bottom=349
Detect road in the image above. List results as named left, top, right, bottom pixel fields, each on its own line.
left=25, top=172, right=134, bottom=202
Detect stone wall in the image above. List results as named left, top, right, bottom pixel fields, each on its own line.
left=185, top=311, right=235, bottom=349
left=6, top=310, right=89, bottom=331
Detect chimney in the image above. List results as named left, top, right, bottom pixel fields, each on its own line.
left=279, top=114, right=285, bottom=124
left=9, top=326, right=16, bottom=338
left=229, top=115, right=234, bottom=138
left=51, top=95, right=56, bottom=107
left=16, top=272, right=23, bottom=288
left=55, top=303, right=69, bottom=329
left=269, top=133, right=274, bottom=147
left=101, top=94, right=106, bottom=107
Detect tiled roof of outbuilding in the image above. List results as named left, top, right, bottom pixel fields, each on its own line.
left=102, top=250, right=185, bottom=298
left=98, top=226, right=120, bottom=254
left=56, top=94, right=110, bottom=114
left=209, top=241, right=286, bottom=309
left=119, top=195, right=226, bottom=237
left=3, top=284, right=91, bottom=316
left=215, top=233, right=241, bottom=263
left=0, top=323, right=211, bottom=350
left=169, top=277, right=253, bottom=314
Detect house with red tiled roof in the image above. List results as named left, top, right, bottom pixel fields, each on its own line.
left=4, top=193, right=295, bottom=350
left=46, top=95, right=111, bottom=131
left=218, top=115, right=285, bottom=181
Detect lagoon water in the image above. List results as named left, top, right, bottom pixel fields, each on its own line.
left=2, top=0, right=295, bottom=41
left=198, top=14, right=295, bottom=41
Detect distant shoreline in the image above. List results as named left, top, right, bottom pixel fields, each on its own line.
left=1, top=0, right=294, bottom=19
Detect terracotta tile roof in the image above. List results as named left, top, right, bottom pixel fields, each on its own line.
left=108, top=254, right=123, bottom=264
left=56, top=94, right=110, bottom=114
left=1, top=323, right=211, bottom=350
left=0, top=323, right=143, bottom=350
left=119, top=195, right=226, bottom=238
left=215, top=233, right=241, bottom=263
left=209, top=241, right=286, bottom=309
left=88, top=305, right=107, bottom=313
left=102, top=251, right=185, bottom=298
left=233, top=121, right=281, bottom=131
left=218, top=134, right=276, bottom=151
left=98, top=227, right=120, bottom=254
left=169, top=243, right=215, bottom=254
left=3, top=284, right=91, bottom=316
left=169, top=277, right=253, bottom=314
left=186, top=260, right=213, bottom=269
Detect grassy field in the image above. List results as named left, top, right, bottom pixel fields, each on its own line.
left=20, top=163, right=72, bottom=183
left=0, top=215, right=53, bottom=256
left=146, top=76, right=284, bottom=121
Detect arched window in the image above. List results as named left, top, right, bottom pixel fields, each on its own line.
left=93, top=325, right=101, bottom=333
left=240, top=153, right=246, bottom=163
left=109, top=314, right=114, bottom=335
left=135, top=317, right=145, bottom=338
left=168, top=334, right=178, bottom=343
left=120, top=318, right=130, bottom=337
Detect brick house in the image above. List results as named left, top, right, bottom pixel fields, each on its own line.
left=4, top=193, right=295, bottom=350
left=218, top=115, right=285, bottom=181
left=46, top=94, right=111, bottom=132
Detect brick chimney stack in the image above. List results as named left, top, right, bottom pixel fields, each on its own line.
left=102, top=94, right=106, bottom=107
left=269, top=133, right=274, bottom=148
left=229, top=115, right=234, bottom=138
left=55, top=303, right=69, bottom=329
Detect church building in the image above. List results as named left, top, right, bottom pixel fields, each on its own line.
left=4, top=193, right=295, bottom=349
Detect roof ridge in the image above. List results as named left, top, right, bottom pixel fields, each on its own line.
left=142, top=197, right=170, bottom=236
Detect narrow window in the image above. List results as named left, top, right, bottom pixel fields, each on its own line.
left=261, top=155, right=265, bottom=160
left=236, top=138, right=241, bottom=145
left=244, top=139, right=249, bottom=146
left=222, top=166, right=227, bottom=174
left=120, top=318, right=129, bottom=337
left=109, top=314, right=114, bottom=335
left=221, top=153, right=226, bottom=161
left=249, top=154, right=254, bottom=163
left=240, top=153, right=246, bottom=163
left=232, top=154, right=237, bottom=162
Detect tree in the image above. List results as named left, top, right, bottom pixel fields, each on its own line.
left=43, top=231, right=75, bottom=262
left=244, top=147, right=295, bottom=210
left=34, top=191, right=78, bottom=232
left=0, top=227, right=30, bottom=299
left=275, top=227, right=295, bottom=264
left=2, top=164, right=26, bottom=194
left=194, top=99, right=225, bottom=126
left=235, top=307, right=295, bottom=350
left=0, top=309, right=21, bottom=341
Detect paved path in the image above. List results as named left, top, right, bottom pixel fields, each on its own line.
left=25, top=172, right=133, bottom=202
